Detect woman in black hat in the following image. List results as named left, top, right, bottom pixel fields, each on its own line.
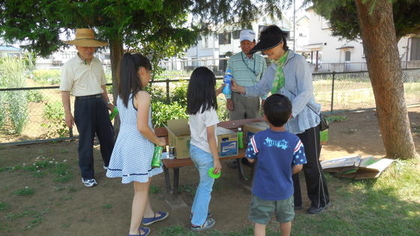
left=231, top=25, right=330, bottom=215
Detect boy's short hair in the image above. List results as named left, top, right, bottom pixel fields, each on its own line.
left=263, top=94, right=292, bottom=127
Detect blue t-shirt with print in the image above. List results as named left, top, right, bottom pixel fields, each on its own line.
left=246, top=129, right=307, bottom=201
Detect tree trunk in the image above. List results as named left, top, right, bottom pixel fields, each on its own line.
left=355, top=0, right=418, bottom=159
left=109, top=39, right=124, bottom=134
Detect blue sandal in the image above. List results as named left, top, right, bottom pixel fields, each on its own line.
left=142, top=211, right=169, bottom=226
left=128, top=227, right=150, bottom=236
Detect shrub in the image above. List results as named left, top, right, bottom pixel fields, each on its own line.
left=26, top=90, right=44, bottom=103
left=41, top=101, right=68, bottom=138
left=0, top=58, right=28, bottom=134
left=32, top=69, right=61, bottom=85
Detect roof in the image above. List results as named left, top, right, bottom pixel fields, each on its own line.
left=0, top=45, right=21, bottom=51
left=336, top=46, right=355, bottom=50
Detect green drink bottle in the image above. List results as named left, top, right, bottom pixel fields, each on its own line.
left=151, top=146, right=163, bottom=168
left=109, top=106, right=119, bottom=120
left=237, top=127, right=244, bottom=149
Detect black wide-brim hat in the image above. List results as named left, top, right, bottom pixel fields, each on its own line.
left=249, top=25, right=284, bottom=54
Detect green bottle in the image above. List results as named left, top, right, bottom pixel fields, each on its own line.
left=151, top=146, right=163, bottom=168
left=237, top=127, right=244, bottom=149
left=109, top=106, right=119, bottom=120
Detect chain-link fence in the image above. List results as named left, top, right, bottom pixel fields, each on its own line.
left=1, top=68, right=419, bottom=145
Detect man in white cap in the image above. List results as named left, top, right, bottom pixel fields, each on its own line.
left=60, top=28, right=115, bottom=187
left=225, top=29, right=267, bottom=168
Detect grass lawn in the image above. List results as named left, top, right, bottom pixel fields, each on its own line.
left=154, top=159, right=420, bottom=236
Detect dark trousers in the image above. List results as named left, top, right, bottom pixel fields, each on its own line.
left=74, top=95, right=115, bottom=179
left=293, top=125, right=330, bottom=208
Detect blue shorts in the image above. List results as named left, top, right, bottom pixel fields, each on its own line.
left=248, top=195, right=295, bottom=224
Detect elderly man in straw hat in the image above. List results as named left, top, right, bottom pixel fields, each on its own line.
left=60, top=28, right=115, bottom=188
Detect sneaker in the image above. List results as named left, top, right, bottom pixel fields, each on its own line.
left=307, top=202, right=331, bottom=214
left=191, top=217, right=215, bottom=231
left=81, top=178, right=97, bottom=187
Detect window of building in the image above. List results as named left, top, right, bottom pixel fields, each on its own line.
left=410, top=37, right=420, bottom=60
left=202, top=36, right=209, bottom=48
left=345, top=51, right=351, bottom=62
left=232, top=30, right=240, bottom=39
left=218, top=32, right=231, bottom=45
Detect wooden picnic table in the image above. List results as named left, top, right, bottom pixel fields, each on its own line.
left=154, top=118, right=264, bottom=199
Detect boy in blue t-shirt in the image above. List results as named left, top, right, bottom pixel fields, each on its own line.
left=246, top=94, right=307, bottom=236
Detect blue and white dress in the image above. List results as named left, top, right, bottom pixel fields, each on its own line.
left=106, top=95, right=163, bottom=184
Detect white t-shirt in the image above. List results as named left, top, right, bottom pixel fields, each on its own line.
left=189, top=107, right=219, bottom=153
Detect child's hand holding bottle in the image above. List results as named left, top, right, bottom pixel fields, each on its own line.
left=156, top=137, right=166, bottom=147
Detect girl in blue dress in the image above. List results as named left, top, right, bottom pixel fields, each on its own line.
left=106, top=53, right=168, bottom=236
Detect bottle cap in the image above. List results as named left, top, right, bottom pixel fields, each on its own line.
left=208, top=167, right=221, bottom=179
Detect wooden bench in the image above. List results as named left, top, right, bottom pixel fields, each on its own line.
left=154, top=118, right=264, bottom=199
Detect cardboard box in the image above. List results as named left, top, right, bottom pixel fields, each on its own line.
left=243, top=121, right=270, bottom=145
left=216, top=127, right=238, bottom=158
left=165, top=119, right=238, bottom=159
left=165, top=119, right=191, bottom=159
left=320, top=155, right=394, bottom=179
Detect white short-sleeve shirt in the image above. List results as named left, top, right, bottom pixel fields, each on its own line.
left=189, top=107, right=220, bottom=153
left=60, top=56, right=106, bottom=96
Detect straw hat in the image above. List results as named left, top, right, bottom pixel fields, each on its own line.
left=63, top=28, right=108, bottom=47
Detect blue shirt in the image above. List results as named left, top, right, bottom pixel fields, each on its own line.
left=246, top=129, right=307, bottom=201
left=244, top=51, right=321, bottom=134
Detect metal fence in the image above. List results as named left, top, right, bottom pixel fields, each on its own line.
left=1, top=68, right=419, bottom=145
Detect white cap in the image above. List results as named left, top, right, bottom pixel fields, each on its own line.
left=240, top=29, right=256, bottom=42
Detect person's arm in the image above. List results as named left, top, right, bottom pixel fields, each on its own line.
left=258, top=55, right=269, bottom=100
left=216, top=84, right=224, bottom=96
left=292, top=164, right=303, bottom=174
left=135, top=91, right=165, bottom=146
left=207, top=125, right=222, bottom=174
left=232, top=64, right=275, bottom=97
left=61, top=91, right=74, bottom=128
left=289, top=55, right=314, bottom=118
left=101, top=85, right=114, bottom=110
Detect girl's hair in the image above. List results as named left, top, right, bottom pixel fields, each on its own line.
left=263, top=94, right=292, bottom=127
left=186, top=67, right=218, bottom=114
left=118, top=53, right=152, bottom=107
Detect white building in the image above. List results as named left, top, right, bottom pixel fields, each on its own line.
left=35, top=48, right=110, bottom=70
left=160, top=13, right=293, bottom=75
left=0, top=45, right=22, bottom=58
left=304, top=7, right=420, bottom=72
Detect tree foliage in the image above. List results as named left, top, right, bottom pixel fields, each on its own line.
left=308, top=0, right=420, bottom=41
left=1, top=0, right=198, bottom=60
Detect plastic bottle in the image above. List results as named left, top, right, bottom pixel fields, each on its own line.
left=151, top=146, right=163, bottom=168
left=109, top=106, right=119, bottom=120
left=237, top=127, right=244, bottom=149
left=222, top=69, right=233, bottom=95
